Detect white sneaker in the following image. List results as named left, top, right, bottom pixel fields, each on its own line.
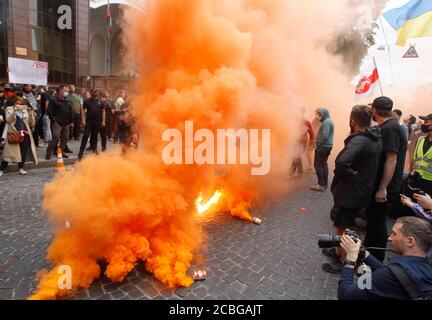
left=19, top=169, right=28, bottom=175
left=0, top=171, right=3, bottom=177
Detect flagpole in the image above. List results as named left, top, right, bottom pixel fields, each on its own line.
left=379, top=15, right=395, bottom=86
left=106, top=0, right=112, bottom=74
left=373, top=56, right=384, bottom=96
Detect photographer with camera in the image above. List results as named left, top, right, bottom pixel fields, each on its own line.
left=322, top=105, right=382, bottom=274
left=337, top=217, right=432, bottom=300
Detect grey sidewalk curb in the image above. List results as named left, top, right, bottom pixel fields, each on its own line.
left=4, top=157, right=77, bottom=173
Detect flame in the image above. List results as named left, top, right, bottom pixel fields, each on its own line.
left=196, top=190, right=223, bottom=214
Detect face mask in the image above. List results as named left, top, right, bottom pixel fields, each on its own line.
left=15, top=110, right=24, bottom=119
left=421, top=124, right=432, bottom=133
left=64, top=92, right=69, bottom=98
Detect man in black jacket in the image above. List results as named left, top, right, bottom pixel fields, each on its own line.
left=323, top=105, right=383, bottom=274
left=45, top=85, right=73, bottom=160
left=338, top=217, right=432, bottom=300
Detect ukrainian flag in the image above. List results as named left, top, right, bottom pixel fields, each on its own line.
left=383, top=0, right=432, bottom=46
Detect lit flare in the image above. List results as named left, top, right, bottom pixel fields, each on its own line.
left=196, top=190, right=223, bottom=214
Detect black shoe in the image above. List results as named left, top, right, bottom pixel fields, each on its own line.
left=62, top=153, right=69, bottom=159
left=86, top=147, right=92, bottom=152
left=78, top=154, right=83, bottom=162
left=322, top=248, right=339, bottom=261
left=64, top=148, right=73, bottom=154
left=322, top=262, right=343, bottom=275
left=45, top=155, right=51, bottom=161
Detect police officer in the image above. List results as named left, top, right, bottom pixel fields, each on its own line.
left=412, top=114, right=432, bottom=196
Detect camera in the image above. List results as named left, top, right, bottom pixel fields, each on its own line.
left=318, top=230, right=360, bottom=249
left=406, top=171, right=427, bottom=196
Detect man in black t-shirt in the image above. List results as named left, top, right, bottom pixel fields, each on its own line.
left=364, top=97, right=408, bottom=262
left=78, top=91, right=106, bottom=161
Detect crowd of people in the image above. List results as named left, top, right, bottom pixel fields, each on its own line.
left=0, top=83, right=137, bottom=177
left=292, top=97, right=432, bottom=300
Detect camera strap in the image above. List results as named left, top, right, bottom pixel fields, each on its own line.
left=387, top=264, right=427, bottom=300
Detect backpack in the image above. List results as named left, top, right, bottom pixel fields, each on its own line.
left=387, top=263, right=432, bottom=300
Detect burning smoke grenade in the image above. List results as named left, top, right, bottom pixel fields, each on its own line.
left=31, top=0, right=369, bottom=299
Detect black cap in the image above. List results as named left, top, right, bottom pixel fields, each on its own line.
left=369, top=96, right=393, bottom=111
left=419, top=114, right=432, bottom=121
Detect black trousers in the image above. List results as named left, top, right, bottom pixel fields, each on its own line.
left=112, top=113, right=120, bottom=142
left=314, top=147, right=332, bottom=187
left=33, top=112, right=42, bottom=147
left=99, top=125, right=108, bottom=151
left=364, top=193, right=399, bottom=262
left=70, top=113, right=81, bottom=140
left=105, top=112, right=112, bottom=140
left=79, top=120, right=101, bottom=155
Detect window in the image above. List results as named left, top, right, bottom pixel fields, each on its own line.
left=29, top=0, right=74, bottom=84
left=31, top=27, right=42, bottom=52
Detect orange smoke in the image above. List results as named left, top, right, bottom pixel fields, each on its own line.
left=31, top=0, right=361, bottom=299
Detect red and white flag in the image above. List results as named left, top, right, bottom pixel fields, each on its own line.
left=107, top=0, right=113, bottom=38
left=354, top=59, right=381, bottom=99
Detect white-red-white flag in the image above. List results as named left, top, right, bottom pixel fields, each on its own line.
left=354, top=61, right=381, bottom=99
left=107, top=0, right=113, bottom=38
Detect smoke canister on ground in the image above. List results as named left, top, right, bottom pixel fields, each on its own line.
left=252, top=217, right=262, bottom=225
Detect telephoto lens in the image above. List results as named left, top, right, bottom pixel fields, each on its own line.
left=318, top=230, right=360, bottom=248
left=317, top=234, right=341, bottom=248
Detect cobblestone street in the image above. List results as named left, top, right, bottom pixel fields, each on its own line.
left=0, top=168, right=342, bottom=300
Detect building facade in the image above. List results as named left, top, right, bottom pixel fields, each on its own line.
left=0, top=0, right=145, bottom=86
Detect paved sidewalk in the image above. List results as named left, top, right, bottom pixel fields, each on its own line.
left=0, top=169, right=348, bottom=300
left=2, top=138, right=119, bottom=173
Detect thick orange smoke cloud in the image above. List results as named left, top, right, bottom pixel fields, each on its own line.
left=31, top=0, right=363, bottom=299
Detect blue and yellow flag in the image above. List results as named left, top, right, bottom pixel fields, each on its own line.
left=383, top=0, right=432, bottom=46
